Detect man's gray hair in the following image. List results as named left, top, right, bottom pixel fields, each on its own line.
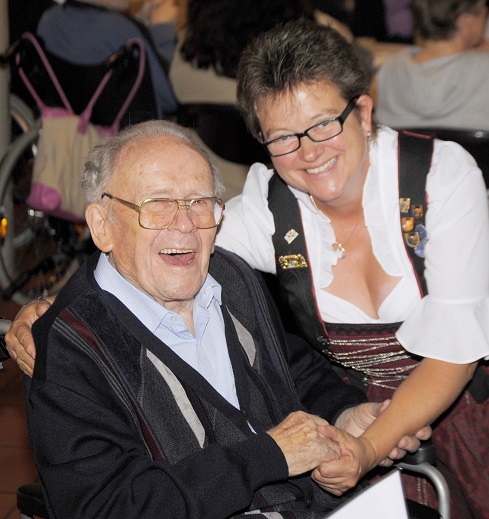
left=81, top=120, right=224, bottom=204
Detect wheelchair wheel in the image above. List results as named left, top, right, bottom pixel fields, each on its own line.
left=0, top=127, right=92, bottom=306
left=9, top=93, right=37, bottom=135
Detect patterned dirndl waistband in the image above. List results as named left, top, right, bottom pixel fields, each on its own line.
left=318, top=321, right=420, bottom=391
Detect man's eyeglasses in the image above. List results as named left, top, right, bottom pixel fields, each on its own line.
left=261, top=96, right=360, bottom=157
left=101, top=193, right=225, bottom=230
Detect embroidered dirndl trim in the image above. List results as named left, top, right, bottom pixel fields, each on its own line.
left=319, top=322, right=420, bottom=390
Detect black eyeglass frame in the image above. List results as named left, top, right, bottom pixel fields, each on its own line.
left=101, top=192, right=225, bottom=230
left=260, top=95, right=361, bottom=157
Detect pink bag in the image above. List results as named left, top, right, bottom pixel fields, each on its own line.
left=17, top=33, right=146, bottom=221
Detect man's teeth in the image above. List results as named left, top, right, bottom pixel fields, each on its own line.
left=306, top=157, right=336, bottom=174
left=160, top=249, right=193, bottom=254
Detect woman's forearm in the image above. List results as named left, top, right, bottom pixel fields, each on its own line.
left=361, top=358, right=477, bottom=467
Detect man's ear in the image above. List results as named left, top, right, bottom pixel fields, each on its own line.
left=85, top=203, right=113, bottom=253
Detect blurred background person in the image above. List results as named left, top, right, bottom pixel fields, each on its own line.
left=374, top=0, right=489, bottom=130
left=35, top=0, right=181, bottom=119
left=169, top=0, right=317, bottom=106
left=168, top=0, right=368, bottom=199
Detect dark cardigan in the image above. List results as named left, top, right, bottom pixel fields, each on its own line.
left=25, top=247, right=365, bottom=518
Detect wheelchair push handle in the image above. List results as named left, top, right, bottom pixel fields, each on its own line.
left=0, top=37, right=25, bottom=66
left=104, top=41, right=142, bottom=71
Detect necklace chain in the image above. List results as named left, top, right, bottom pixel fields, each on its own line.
left=308, top=195, right=363, bottom=260
left=334, top=213, right=364, bottom=259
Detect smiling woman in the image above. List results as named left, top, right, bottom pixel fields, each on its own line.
left=215, top=18, right=489, bottom=519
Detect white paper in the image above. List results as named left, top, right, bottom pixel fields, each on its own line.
left=326, top=470, right=409, bottom=519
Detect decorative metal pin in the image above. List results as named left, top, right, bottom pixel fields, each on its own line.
left=412, top=205, right=424, bottom=219
left=284, top=229, right=299, bottom=244
left=416, top=224, right=427, bottom=240
left=414, top=224, right=428, bottom=258
left=400, top=198, right=411, bottom=214
left=401, top=217, right=414, bottom=232
left=278, top=254, right=308, bottom=270
left=404, top=231, right=420, bottom=248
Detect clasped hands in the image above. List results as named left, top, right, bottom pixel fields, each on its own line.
left=267, top=403, right=431, bottom=496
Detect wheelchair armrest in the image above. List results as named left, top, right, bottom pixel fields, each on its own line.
left=399, top=439, right=436, bottom=465
left=397, top=439, right=451, bottom=519
left=17, top=482, right=48, bottom=518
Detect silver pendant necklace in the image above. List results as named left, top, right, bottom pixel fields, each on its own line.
left=309, top=195, right=364, bottom=260
left=333, top=214, right=364, bottom=259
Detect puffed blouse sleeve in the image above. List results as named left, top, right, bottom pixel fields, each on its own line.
left=216, top=163, right=277, bottom=273
left=396, top=139, right=489, bottom=363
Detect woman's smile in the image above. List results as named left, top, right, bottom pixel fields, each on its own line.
left=306, top=156, right=337, bottom=175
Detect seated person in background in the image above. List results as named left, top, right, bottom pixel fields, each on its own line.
left=169, top=0, right=356, bottom=106
left=168, top=0, right=368, bottom=199
left=168, top=0, right=323, bottom=199
left=8, top=120, right=429, bottom=518
left=36, top=0, right=180, bottom=118
left=215, top=18, right=489, bottom=518
left=375, top=0, right=489, bottom=130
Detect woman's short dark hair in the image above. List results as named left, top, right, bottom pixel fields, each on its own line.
left=236, top=19, right=370, bottom=138
left=181, top=0, right=314, bottom=79
left=412, top=0, right=485, bottom=41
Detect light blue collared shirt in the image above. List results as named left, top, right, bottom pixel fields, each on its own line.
left=94, top=253, right=239, bottom=408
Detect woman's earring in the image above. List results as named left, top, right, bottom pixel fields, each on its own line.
left=367, top=131, right=373, bottom=142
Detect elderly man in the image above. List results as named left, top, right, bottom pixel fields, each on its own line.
left=13, top=120, right=426, bottom=518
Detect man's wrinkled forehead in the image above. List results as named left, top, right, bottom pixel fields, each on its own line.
left=114, top=135, right=213, bottom=194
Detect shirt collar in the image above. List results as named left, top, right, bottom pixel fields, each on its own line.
left=94, top=253, right=222, bottom=333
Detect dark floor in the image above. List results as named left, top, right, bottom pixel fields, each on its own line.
left=0, top=300, right=39, bottom=519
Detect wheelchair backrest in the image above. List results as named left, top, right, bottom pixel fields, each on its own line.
left=10, top=32, right=157, bottom=129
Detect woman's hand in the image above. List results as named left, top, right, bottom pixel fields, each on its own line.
left=5, top=298, right=52, bottom=377
left=335, top=401, right=432, bottom=467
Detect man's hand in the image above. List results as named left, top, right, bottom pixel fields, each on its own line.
left=311, top=426, right=376, bottom=495
left=335, top=401, right=432, bottom=466
left=5, top=298, right=51, bottom=377
left=267, top=411, right=341, bottom=477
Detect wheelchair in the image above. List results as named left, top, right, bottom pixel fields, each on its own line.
left=0, top=32, right=157, bottom=306
left=9, top=92, right=36, bottom=135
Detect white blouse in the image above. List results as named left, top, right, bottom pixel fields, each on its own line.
left=216, top=126, right=489, bottom=363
